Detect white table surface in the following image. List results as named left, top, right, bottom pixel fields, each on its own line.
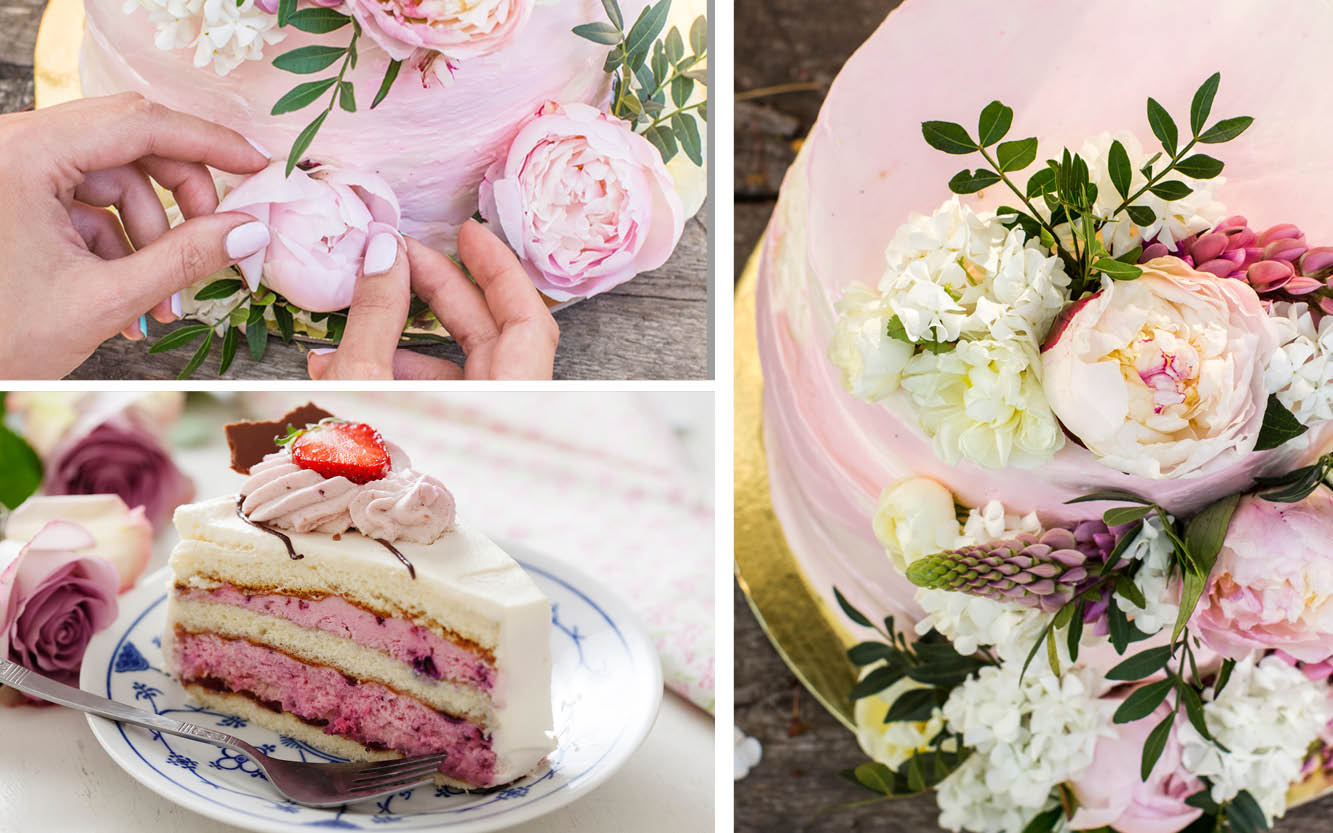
left=0, top=393, right=717, bottom=833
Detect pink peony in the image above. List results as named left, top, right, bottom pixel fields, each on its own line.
left=218, top=161, right=404, bottom=313
left=0, top=522, right=119, bottom=691
left=479, top=101, right=685, bottom=301
left=4, top=496, right=153, bottom=593
left=1193, top=492, right=1333, bottom=663
left=346, top=0, right=533, bottom=63
left=1068, top=700, right=1204, bottom=833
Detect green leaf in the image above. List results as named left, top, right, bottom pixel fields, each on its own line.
left=1146, top=96, right=1178, bottom=154
left=884, top=688, right=939, bottom=722
left=1116, top=245, right=1145, bottom=265
left=1025, top=166, right=1056, bottom=198
left=1115, top=576, right=1148, bottom=610
left=1254, top=394, right=1308, bottom=451
left=1021, top=807, right=1065, bottom=833
left=671, top=113, right=703, bottom=167
left=338, top=81, right=356, bottom=113
left=841, top=761, right=895, bottom=796
left=572, top=21, right=622, bottom=44
left=624, top=0, right=670, bottom=60
left=1214, top=658, right=1236, bottom=696
left=277, top=0, right=295, bottom=26
left=0, top=426, right=42, bottom=510
left=370, top=59, right=402, bottom=109
left=1107, top=598, right=1130, bottom=654
left=1113, top=678, right=1174, bottom=723
left=1229, top=790, right=1270, bottom=833
left=664, top=26, right=684, bottom=63
left=905, top=655, right=989, bottom=688
left=671, top=74, right=695, bottom=108
left=1173, top=571, right=1206, bottom=644
left=218, top=325, right=238, bottom=376
left=689, top=15, right=706, bottom=56
left=849, top=663, right=907, bottom=701
left=995, top=137, right=1037, bottom=172
left=246, top=304, right=268, bottom=362
left=1126, top=204, right=1157, bottom=226
left=193, top=278, right=244, bottom=301
left=147, top=323, right=211, bottom=353
left=1149, top=180, right=1194, bottom=201
left=1178, top=682, right=1212, bottom=742
left=1092, top=256, right=1144, bottom=281
left=1106, top=645, right=1172, bottom=681
left=1174, top=153, right=1223, bottom=179
left=1066, top=489, right=1153, bottom=505
left=604, top=48, right=625, bottom=73
left=273, top=304, right=295, bottom=343
left=905, top=753, right=925, bottom=793
left=273, top=44, right=347, bottom=74
left=1197, top=115, right=1253, bottom=144
left=601, top=0, right=623, bottom=30
left=947, top=168, right=1002, bottom=195
left=650, top=42, right=669, bottom=87
left=1066, top=600, right=1085, bottom=663
left=847, top=642, right=899, bottom=667
left=177, top=328, right=214, bottom=380
left=1104, top=505, right=1154, bottom=526
left=1184, top=493, right=1239, bottom=579
left=1256, top=462, right=1326, bottom=503
left=1190, top=72, right=1220, bottom=135
left=834, top=587, right=873, bottom=628
left=921, top=120, right=976, bottom=155
left=976, top=100, right=1012, bottom=147
left=1141, top=711, right=1175, bottom=781
left=1108, top=139, right=1132, bottom=199
left=271, top=77, right=336, bottom=115
left=287, top=7, right=351, bottom=33
left=285, top=110, right=329, bottom=177
left=643, top=124, right=677, bottom=162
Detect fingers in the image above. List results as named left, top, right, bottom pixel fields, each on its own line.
left=314, top=234, right=409, bottom=379
left=75, top=165, right=169, bottom=251
left=67, top=203, right=149, bottom=341
left=137, top=156, right=220, bottom=219
left=457, top=219, right=559, bottom=379
left=307, top=348, right=463, bottom=381
left=406, top=236, right=499, bottom=367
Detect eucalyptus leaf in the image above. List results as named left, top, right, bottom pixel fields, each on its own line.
left=671, top=74, right=694, bottom=108
left=624, top=0, right=670, bottom=61
left=671, top=113, right=703, bottom=166
left=572, top=22, right=622, bottom=45
left=601, top=0, right=623, bottom=30
left=689, top=15, right=706, bottom=56
left=664, top=26, right=683, bottom=63
left=644, top=124, right=677, bottom=161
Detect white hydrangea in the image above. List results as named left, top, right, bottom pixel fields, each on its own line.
left=936, top=663, right=1113, bottom=833
left=1119, top=513, right=1180, bottom=637
left=854, top=674, right=950, bottom=770
left=899, top=338, right=1064, bottom=468
left=1178, top=654, right=1332, bottom=823
left=733, top=727, right=762, bottom=780
left=1265, top=301, right=1333, bottom=425
left=126, top=0, right=287, bottom=76
left=957, top=500, right=1040, bottom=546
left=1072, top=131, right=1227, bottom=257
left=914, top=588, right=1051, bottom=665
left=828, top=285, right=914, bottom=401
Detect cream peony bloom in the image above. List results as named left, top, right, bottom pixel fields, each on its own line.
left=828, top=285, right=914, bottom=400
left=854, top=674, right=949, bottom=770
left=1042, top=257, right=1275, bottom=479
left=871, top=477, right=960, bottom=574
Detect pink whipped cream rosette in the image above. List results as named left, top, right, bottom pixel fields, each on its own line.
left=218, top=162, right=405, bottom=313
left=479, top=101, right=685, bottom=301
left=756, top=0, right=1333, bottom=627
left=346, top=0, right=535, bottom=63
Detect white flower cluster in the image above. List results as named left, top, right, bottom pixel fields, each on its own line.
left=854, top=674, right=949, bottom=770
left=1073, top=131, right=1227, bottom=257
left=1265, top=301, right=1333, bottom=425
left=126, top=0, right=287, bottom=76
left=935, top=663, right=1112, bottom=833
left=828, top=198, right=1069, bottom=469
left=1118, top=513, right=1179, bottom=637
left=1177, top=655, right=1332, bottom=823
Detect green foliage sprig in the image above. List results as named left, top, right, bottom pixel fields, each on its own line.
left=0, top=396, right=42, bottom=511
left=573, top=0, right=707, bottom=166
left=921, top=73, right=1252, bottom=298
left=1253, top=451, right=1333, bottom=503
left=1185, top=782, right=1272, bottom=833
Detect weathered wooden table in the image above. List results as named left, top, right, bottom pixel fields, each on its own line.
left=733, top=1, right=1332, bottom=830
left=0, top=0, right=711, bottom=380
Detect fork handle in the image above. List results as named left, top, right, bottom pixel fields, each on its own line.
left=0, top=658, right=258, bottom=758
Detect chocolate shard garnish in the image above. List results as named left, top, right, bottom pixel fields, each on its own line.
left=226, top=402, right=334, bottom=474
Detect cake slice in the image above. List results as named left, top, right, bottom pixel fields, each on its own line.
left=163, top=408, right=554, bottom=788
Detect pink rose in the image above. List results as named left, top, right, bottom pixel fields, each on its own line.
left=1068, top=700, right=1203, bottom=833
left=0, top=522, right=119, bottom=691
left=479, top=101, right=685, bottom=301
left=218, top=161, right=404, bottom=313
left=345, top=0, right=533, bottom=63
left=1193, top=491, right=1333, bottom=663
left=4, top=496, right=154, bottom=593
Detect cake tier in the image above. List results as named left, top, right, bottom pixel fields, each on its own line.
left=80, top=0, right=649, bottom=254
left=167, top=495, right=554, bottom=785
left=755, top=0, right=1333, bottom=629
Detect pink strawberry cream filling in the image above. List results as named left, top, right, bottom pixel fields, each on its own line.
left=176, top=584, right=495, bottom=690
left=173, top=631, right=497, bottom=785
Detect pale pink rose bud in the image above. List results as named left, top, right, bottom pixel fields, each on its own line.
left=4, top=496, right=153, bottom=593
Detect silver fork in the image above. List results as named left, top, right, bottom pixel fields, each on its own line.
left=0, top=658, right=449, bottom=807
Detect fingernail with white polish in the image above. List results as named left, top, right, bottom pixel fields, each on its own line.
left=363, top=234, right=399, bottom=276
left=246, top=137, right=272, bottom=159
left=170, top=292, right=182, bottom=319
left=310, top=348, right=336, bottom=356
left=226, top=222, right=270, bottom=260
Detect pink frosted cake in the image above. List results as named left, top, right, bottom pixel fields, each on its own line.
left=163, top=409, right=553, bottom=788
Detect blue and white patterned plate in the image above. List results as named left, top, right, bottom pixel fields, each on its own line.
left=78, top=543, right=663, bottom=833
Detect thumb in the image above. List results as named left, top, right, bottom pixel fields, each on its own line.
left=101, top=212, right=269, bottom=320
left=309, top=233, right=408, bottom=380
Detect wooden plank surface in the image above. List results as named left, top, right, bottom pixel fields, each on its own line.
left=734, top=0, right=1333, bottom=830
left=0, top=0, right=711, bottom=380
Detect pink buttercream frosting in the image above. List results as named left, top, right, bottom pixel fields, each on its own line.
left=239, top=443, right=455, bottom=544
left=172, top=631, right=497, bottom=785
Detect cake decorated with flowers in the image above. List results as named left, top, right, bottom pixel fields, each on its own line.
left=163, top=404, right=553, bottom=788
left=76, top=0, right=706, bottom=370
left=753, top=2, right=1333, bottom=831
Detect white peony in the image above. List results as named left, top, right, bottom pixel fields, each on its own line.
left=1265, top=301, right=1333, bottom=425
left=126, top=0, right=287, bottom=76
left=854, top=674, right=949, bottom=770
left=900, top=338, right=1064, bottom=468
left=1177, top=654, right=1332, bottom=823
left=828, top=285, right=914, bottom=401
left=871, top=477, right=960, bottom=574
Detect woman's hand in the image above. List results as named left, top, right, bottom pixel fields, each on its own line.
left=307, top=219, right=560, bottom=380
left=0, top=93, right=271, bottom=379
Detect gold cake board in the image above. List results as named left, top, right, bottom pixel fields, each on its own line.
left=733, top=242, right=1333, bottom=808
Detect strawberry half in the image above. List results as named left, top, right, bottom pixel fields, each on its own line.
left=291, top=422, right=391, bottom=484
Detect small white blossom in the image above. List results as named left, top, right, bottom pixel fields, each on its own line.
left=127, top=0, right=287, bottom=76
left=828, top=285, right=914, bottom=401
left=854, top=674, right=950, bottom=770
left=936, top=756, right=1061, bottom=833
left=1265, top=301, right=1333, bottom=425
left=1178, top=654, right=1332, bottom=823
left=1119, top=514, right=1179, bottom=636
left=733, top=727, right=762, bottom=780
left=957, top=500, right=1041, bottom=546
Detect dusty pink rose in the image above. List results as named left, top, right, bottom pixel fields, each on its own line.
left=5, top=496, right=153, bottom=593
left=1193, top=492, right=1333, bottom=663
left=1068, top=700, right=1203, bottom=833
left=0, top=522, right=118, bottom=690
left=479, top=101, right=685, bottom=301
left=346, top=0, right=532, bottom=62
left=218, top=161, right=403, bottom=312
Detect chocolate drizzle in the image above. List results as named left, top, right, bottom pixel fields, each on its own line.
left=375, top=538, right=416, bottom=579
left=234, top=498, right=303, bottom=560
